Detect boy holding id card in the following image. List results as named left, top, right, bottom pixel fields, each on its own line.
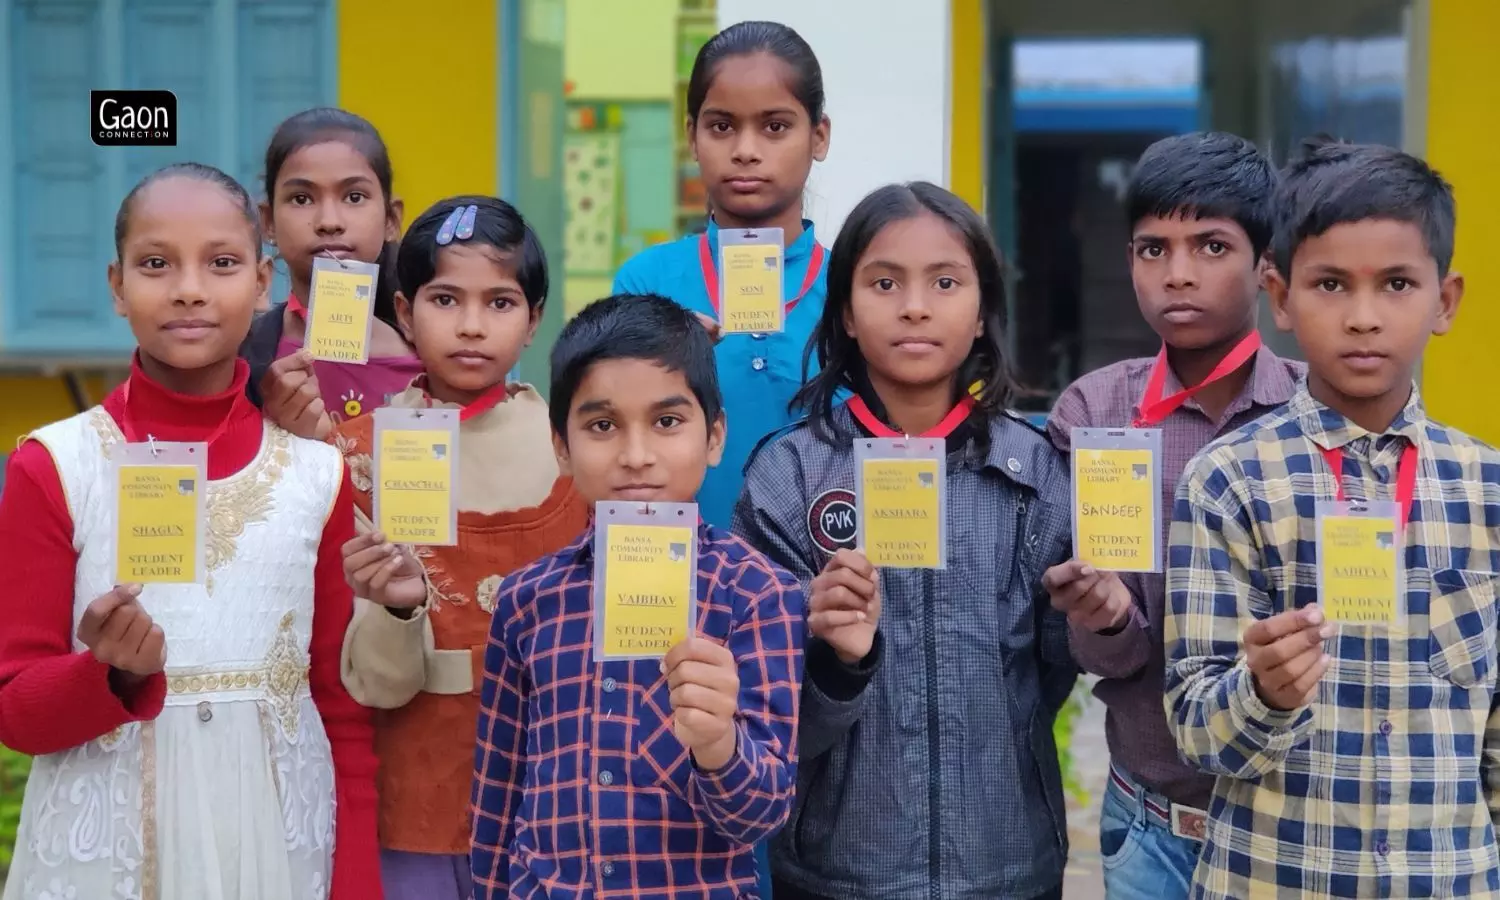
left=1041, top=132, right=1299, bottom=898
left=0, top=164, right=379, bottom=899
left=470, top=294, right=804, bottom=900
left=1164, top=139, right=1500, bottom=899
left=330, top=197, right=589, bottom=900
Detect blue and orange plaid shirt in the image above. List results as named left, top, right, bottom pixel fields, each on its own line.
left=470, top=522, right=804, bottom=899
left=1165, top=383, right=1500, bottom=898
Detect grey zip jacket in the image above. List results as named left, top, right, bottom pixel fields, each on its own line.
left=732, top=404, right=1078, bottom=900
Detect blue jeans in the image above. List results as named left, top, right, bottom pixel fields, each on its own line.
left=1099, top=769, right=1202, bottom=900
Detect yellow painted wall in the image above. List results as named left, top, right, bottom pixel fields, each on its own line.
left=339, top=0, right=499, bottom=226
left=565, top=0, right=679, bottom=101
left=1422, top=0, right=1496, bottom=444
left=949, top=0, right=986, bottom=212
left=0, top=374, right=122, bottom=451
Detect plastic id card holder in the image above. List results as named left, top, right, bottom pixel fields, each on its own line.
left=592, top=501, right=699, bottom=661
left=373, top=407, right=460, bottom=547
left=305, top=255, right=380, bottom=363
left=718, top=227, right=785, bottom=335
left=1316, top=499, right=1403, bottom=626
left=1072, top=427, right=1163, bottom=573
left=855, top=437, right=946, bottom=569
left=112, top=439, right=208, bottom=585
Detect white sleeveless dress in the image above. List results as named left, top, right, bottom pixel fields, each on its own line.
left=5, top=409, right=344, bottom=900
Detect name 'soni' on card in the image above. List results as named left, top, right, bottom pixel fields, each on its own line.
left=719, top=227, right=785, bottom=335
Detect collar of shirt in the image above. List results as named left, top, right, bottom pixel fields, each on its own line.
left=1142, top=342, right=1300, bottom=423
left=705, top=217, right=819, bottom=267
left=835, top=399, right=1052, bottom=494
left=1286, top=380, right=1427, bottom=455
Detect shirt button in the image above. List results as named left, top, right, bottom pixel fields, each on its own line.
left=1376, top=840, right=1390, bottom=856
left=602, top=677, right=617, bottom=693
left=197, top=701, right=212, bottom=723
left=751, top=357, right=766, bottom=371
left=1379, top=719, right=1393, bottom=736
left=601, top=861, right=615, bottom=876
left=598, top=770, right=614, bottom=786
left=1007, top=458, right=1022, bottom=474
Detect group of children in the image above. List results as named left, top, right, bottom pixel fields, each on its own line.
left=0, top=15, right=1494, bottom=900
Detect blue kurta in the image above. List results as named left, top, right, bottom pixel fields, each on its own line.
left=612, top=219, right=828, bottom=529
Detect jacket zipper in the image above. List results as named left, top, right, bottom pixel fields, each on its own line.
left=924, top=567, right=942, bottom=900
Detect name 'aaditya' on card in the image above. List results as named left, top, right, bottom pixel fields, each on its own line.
left=1072, top=427, right=1162, bottom=573
left=592, top=502, right=698, bottom=661
left=1316, top=499, right=1402, bottom=625
left=718, top=227, right=785, bottom=335
left=373, top=407, right=459, bottom=547
left=112, top=441, right=208, bottom=585
left=304, top=256, right=379, bottom=363
left=855, top=438, right=946, bottom=569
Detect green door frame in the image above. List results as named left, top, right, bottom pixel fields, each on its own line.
left=499, top=0, right=566, bottom=390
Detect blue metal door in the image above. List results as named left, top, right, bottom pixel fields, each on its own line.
left=0, top=0, right=335, bottom=359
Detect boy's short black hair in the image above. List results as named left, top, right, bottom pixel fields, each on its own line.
left=548, top=294, right=724, bottom=440
left=1126, top=131, right=1278, bottom=258
left=1269, top=136, right=1456, bottom=278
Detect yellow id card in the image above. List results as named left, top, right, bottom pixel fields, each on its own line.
left=305, top=257, right=378, bottom=363
left=115, top=464, right=201, bottom=584
left=1074, top=447, right=1158, bottom=572
left=1317, top=503, right=1401, bottom=624
left=720, top=237, right=784, bottom=334
left=375, top=426, right=456, bottom=546
left=598, top=523, right=695, bottom=658
left=860, top=457, right=944, bottom=568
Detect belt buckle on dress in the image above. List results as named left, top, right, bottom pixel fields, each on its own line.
left=1170, top=803, right=1207, bottom=841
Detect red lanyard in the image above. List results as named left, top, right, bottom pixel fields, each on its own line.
left=285, top=292, right=307, bottom=318
left=458, top=384, right=509, bottom=422
left=698, top=232, right=825, bottom=320
left=119, top=377, right=239, bottom=448
left=847, top=394, right=975, bottom=439
left=1321, top=442, right=1419, bottom=526
left=1132, top=331, right=1262, bottom=427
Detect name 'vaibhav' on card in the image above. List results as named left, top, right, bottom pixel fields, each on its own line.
left=592, top=502, right=699, bottom=661
left=1071, top=427, right=1162, bottom=573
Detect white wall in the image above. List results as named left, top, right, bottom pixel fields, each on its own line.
left=717, top=0, right=952, bottom=239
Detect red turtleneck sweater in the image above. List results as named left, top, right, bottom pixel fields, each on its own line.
left=0, top=356, right=381, bottom=900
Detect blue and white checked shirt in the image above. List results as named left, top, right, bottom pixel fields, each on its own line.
left=1165, top=383, right=1500, bottom=898
left=471, top=523, right=804, bottom=899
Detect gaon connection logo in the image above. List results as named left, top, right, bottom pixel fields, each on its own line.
left=90, top=90, right=178, bottom=147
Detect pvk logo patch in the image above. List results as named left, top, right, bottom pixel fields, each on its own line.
left=91, top=90, right=177, bottom=147
left=807, top=488, right=858, bottom=556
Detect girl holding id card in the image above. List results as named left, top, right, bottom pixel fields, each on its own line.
left=331, top=196, right=589, bottom=900
left=0, top=164, right=380, bottom=899
left=611, top=21, right=832, bottom=532
left=732, top=183, right=1078, bottom=900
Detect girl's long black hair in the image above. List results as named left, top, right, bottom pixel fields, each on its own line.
left=793, top=181, right=1017, bottom=445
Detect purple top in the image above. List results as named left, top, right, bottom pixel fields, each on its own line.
left=275, top=336, right=424, bottom=425
left=1046, top=344, right=1304, bottom=808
